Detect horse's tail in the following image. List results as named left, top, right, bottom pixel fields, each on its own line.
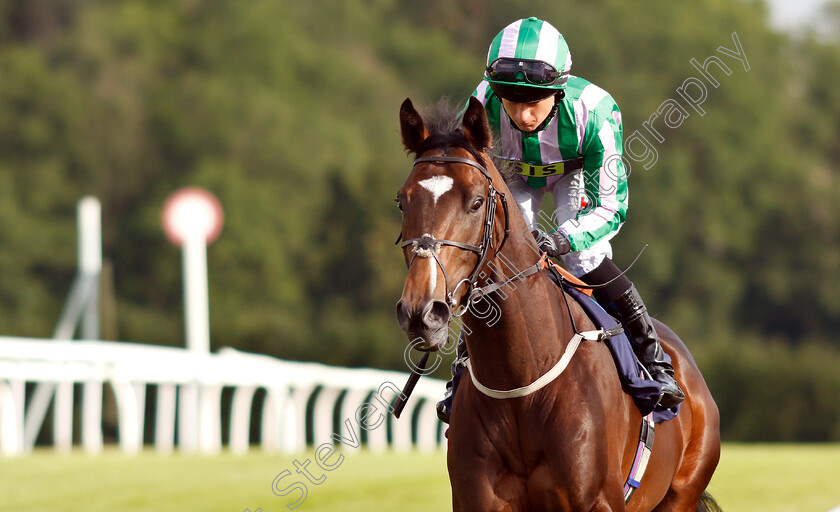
left=696, top=491, right=722, bottom=512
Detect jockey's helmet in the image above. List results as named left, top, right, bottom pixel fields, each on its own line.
left=484, top=17, right=571, bottom=103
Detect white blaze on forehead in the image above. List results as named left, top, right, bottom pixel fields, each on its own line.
left=418, top=175, right=454, bottom=205
left=428, top=257, right=437, bottom=294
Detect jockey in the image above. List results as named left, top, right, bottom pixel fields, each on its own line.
left=437, top=17, right=684, bottom=423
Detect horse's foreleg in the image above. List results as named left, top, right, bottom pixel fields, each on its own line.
left=574, top=481, right=626, bottom=512
left=450, top=482, right=520, bottom=512
left=586, top=492, right=626, bottom=512
left=451, top=496, right=517, bottom=512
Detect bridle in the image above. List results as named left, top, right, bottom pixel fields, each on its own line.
left=398, top=153, right=511, bottom=315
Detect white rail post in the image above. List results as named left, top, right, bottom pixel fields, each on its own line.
left=24, top=197, right=103, bottom=453
left=79, top=197, right=104, bottom=454
left=56, top=197, right=104, bottom=452
left=0, top=381, right=21, bottom=456
left=155, top=383, right=177, bottom=453
left=229, top=385, right=257, bottom=455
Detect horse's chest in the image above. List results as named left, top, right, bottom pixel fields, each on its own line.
left=449, top=393, right=610, bottom=508
left=499, top=424, right=604, bottom=503
left=473, top=421, right=594, bottom=476
left=463, top=448, right=593, bottom=511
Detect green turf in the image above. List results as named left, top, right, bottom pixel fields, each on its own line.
left=710, top=444, right=840, bottom=512
left=0, top=444, right=838, bottom=511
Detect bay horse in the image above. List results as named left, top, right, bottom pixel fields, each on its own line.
left=395, top=97, right=721, bottom=511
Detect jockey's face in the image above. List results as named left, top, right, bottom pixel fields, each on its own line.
left=501, top=95, right=555, bottom=132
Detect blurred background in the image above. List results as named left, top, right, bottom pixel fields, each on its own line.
left=1, top=0, right=839, bottom=445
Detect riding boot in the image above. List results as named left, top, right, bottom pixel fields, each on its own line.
left=436, top=331, right=468, bottom=424
left=610, top=284, right=685, bottom=409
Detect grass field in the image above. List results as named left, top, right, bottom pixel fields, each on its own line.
left=1, top=444, right=838, bottom=512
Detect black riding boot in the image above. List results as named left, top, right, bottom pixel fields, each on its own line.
left=583, top=258, right=685, bottom=409
left=611, top=284, right=685, bottom=409
left=436, top=331, right=468, bottom=424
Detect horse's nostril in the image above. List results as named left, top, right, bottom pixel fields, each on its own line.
left=423, top=300, right=451, bottom=330
left=398, top=299, right=450, bottom=335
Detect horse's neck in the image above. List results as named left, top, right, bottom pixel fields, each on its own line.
left=463, top=241, right=575, bottom=392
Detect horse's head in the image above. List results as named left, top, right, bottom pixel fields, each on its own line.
left=395, top=97, right=508, bottom=351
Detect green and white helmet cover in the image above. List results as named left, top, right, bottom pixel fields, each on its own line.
left=484, top=17, right=572, bottom=98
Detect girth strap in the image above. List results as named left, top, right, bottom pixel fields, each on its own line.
left=624, top=414, right=656, bottom=503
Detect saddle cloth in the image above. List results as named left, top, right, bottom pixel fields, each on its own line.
left=561, top=282, right=680, bottom=423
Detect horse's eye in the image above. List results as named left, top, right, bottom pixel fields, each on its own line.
left=470, top=196, right=484, bottom=212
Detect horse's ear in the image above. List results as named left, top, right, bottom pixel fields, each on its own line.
left=462, top=96, right=492, bottom=152
left=400, top=98, right=429, bottom=154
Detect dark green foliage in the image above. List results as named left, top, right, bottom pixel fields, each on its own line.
left=1, top=0, right=839, bottom=441
left=697, top=337, right=840, bottom=442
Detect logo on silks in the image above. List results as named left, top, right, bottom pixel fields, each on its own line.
left=508, top=156, right=585, bottom=178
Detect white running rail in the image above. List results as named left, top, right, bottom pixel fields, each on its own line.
left=0, top=337, right=446, bottom=457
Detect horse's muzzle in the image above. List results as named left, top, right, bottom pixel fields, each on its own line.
left=395, top=299, right=451, bottom=351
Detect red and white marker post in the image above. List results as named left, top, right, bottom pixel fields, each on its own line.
left=162, top=187, right=224, bottom=453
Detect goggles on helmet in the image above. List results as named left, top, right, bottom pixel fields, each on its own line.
left=485, top=58, right=566, bottom=86
left=488, top=82, right=559, bottom=104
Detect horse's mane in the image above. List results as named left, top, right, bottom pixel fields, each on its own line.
left=412, top=98, right=516, bottom=181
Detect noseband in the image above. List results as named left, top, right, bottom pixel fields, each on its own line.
left=399, top=154, right=510, bottom=314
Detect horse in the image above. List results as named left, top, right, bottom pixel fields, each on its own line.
left=394, top=96, right=721, bottom=512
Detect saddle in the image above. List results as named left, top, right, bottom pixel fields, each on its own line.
left=546, top=262, right=680, bottom=423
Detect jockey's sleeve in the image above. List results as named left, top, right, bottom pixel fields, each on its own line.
left=557, top=109, right=628, bottom=252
